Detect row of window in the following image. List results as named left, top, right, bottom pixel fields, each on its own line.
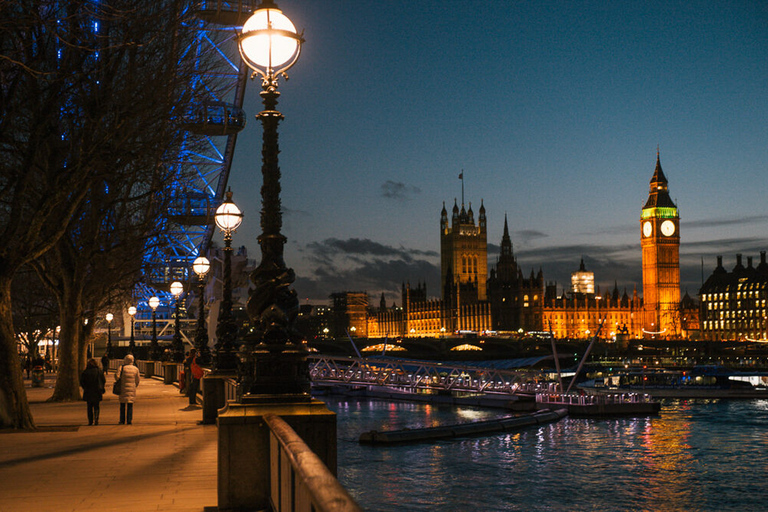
left=703, top=320, right=766, bottom=330
left=703, top=288, right=767, bottom=301
left=707, top=300, right=766, bottom=310
left=705, top=309, right=767, bottom=319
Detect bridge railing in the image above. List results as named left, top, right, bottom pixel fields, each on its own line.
left=308, top=355, right=542, bottom=396
left=264, top=414, right=362, bottom=512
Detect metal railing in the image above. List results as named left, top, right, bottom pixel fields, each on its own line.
left=536, top=392, right=655, bottom=406
left=106, top=358, right=365, bottom=511
left=309, top=354, right=541, bottom=396
left=265, top=414, right=362, bottom=512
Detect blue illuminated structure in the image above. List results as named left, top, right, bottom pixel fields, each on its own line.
left=142, top=1, right=255, bottom=297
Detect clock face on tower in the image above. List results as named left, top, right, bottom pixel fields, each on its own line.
left=642, top=221, right=652, bottom=238
left=661, top=220, right=676, bottom=236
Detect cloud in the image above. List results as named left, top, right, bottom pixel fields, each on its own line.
left=381, top=180, right=421, bottom=201
left=295, top=237, right=440, bottom=303
left=685, top=215, right=768, bottom=230
left=515, top=229, right=548, bottom=244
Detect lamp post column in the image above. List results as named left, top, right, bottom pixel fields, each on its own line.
left=171, top=281, right=184, bottom=362
left=242, top=80, right=307, bottom=398
left=193, top=256, right=211, bottom=365
left=216, top=7, right=340, bottom=512
left=128, top=306, right=136, bottom=355
left=214, top=193, right=241, bottom=372
left=149, top=296, right=160, bottom=360
left=106, top=313, right=113, bottom=358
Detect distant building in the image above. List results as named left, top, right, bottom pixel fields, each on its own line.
left=334, top=153, right=698, bottom=341
left=571, top=259, right=595, bottom=295
left=699, top=253, right=768, bottom=341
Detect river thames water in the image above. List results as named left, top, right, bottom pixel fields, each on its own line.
left=323, top=397, right=768, bottom=511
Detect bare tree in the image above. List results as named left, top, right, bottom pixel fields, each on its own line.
left=0, top=0, right=212, bottom=427
left=34, top=171, right=172, bottom=401
left=11, top=267, right=59, bottom=368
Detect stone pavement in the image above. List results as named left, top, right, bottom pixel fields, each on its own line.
left=0, top=373, right=218, bottom=512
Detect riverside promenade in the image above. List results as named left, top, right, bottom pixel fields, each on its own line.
left=0, top=372, right=218, bottom=512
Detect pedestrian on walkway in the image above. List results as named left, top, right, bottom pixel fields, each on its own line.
left=101, top=353, right=109, bottom=377
left=80, top=358, right=106, bottom=425
left=115, top=354, right=141, bottom=425
left=185, top=349, right=203, bottom=405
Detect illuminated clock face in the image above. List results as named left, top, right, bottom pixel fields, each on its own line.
left=661, top=220, right=676, bottom=236
left=642, top=221, right=652, bottom=238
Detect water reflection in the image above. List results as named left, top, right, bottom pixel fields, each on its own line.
left=326, top=397, right=768, bottom=511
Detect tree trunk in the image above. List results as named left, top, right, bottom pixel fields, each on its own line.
left=49, top=286, right=84, bottom=402
left=0, top=275, right=35, bottom=429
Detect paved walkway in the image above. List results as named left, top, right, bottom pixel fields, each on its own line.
left=0, top=373, right=218, bottom=512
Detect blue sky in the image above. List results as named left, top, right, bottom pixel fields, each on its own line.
left=217, top=0, right=768, bottom=305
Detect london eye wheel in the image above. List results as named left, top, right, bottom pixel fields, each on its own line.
left=140, top=1, right=256, bottom=304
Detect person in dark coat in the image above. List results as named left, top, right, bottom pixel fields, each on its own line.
left=184, top=349, right=203, bottom=405
left=100, top=353, right=109, bottom=377
left=80, top=358, right=106, bottom=425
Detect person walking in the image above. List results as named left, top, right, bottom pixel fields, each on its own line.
left=115, top=354, right=141, bottom=425
left=184, top=349, right=203, bottom=405
left=80, top=358, right=106, bottom=425
left=101, top=353, right=109, bottom=377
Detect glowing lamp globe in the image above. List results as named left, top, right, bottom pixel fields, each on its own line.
left=239, top=3, right=303, bottom=76
left=105, top=313, right=113, bottom=323
left=215, top=191, right=243, bottom=232
left=170, top=281, right=184, bottom=298
left=128, top=306, right=137, bottom=317
left=149, top=296, right=160, bottom=311
left=193, top=256, right=211, bottom=277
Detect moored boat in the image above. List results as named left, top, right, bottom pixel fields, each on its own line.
left=579, top=365, right=768, bottom=399
left=536, top=391, right=661, bottom=416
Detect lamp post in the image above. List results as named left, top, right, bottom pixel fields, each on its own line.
left=171, top=281, right=184, bottom=362
left=149, top=296, right=160, bottom=360
left=238, top=0, right=306, bottom=399
left=214, top=190, right=243, bottom=372
left=128, top=306, right=136, bottom=354
left=193, top=256, right=211, bottom=365
left=105, top=313, right=113, bottom=358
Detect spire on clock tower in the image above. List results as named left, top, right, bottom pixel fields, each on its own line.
left=643, top=150, right=677, bottom=210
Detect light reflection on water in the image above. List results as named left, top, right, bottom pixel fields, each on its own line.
left=326, top=397, right=768, bottom=511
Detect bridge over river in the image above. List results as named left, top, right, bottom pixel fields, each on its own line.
left=308, top=355, right=551, bottom=397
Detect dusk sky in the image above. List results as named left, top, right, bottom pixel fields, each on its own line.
left=216, top=1, right=768, bottom=305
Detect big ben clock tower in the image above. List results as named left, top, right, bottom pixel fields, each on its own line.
left=641, top=150, right=681, bottom=338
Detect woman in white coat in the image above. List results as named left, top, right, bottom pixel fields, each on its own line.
left=115, top=354, right=141, bottom=424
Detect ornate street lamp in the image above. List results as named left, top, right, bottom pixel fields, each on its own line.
left=238, top=1, right=306, bottom=398
left=171, top=281, right=185, bottom=362
left=149, top=296, right=160, bottom=360
left=193, top=256, right=211, bottom=365
left=214, top=190, right=243, bottom=372
left=105, top=313, right=113, bottom=358
left=128, top=306, right=136, bottom=354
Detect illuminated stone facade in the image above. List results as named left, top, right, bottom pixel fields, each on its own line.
left=640, top=152, right=681, bottom=337
left=351, top=156, right=699, bottom=341
left=699, top=253, right=768, bottom=341
left=441, top=200, right=488, bottom=302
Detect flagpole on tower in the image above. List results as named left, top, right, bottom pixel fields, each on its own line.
left=459, top=169, right=464, bottom=206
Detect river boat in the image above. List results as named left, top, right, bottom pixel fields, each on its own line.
left=535, top=391, right=661, bottom=416
left=578, top=365, right=768, bottom=399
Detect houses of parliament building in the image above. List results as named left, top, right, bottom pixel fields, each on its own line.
left=348, top=154, right=701, bottom=340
